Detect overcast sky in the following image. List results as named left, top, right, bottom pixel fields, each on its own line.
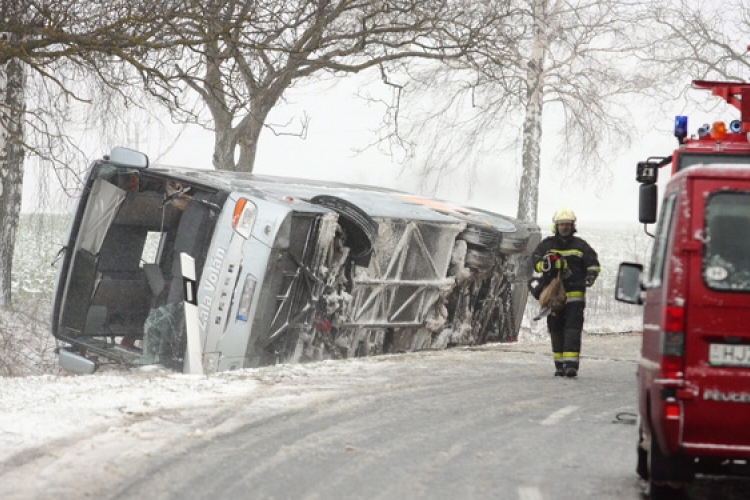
left=24, top=73, right=739, bottom=226
left=159, top=74, right=654, bottom=225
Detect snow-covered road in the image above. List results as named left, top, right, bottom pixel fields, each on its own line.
left=0, top=334, right=636, bottom=497
left=2, top=333, right=746, bottom=499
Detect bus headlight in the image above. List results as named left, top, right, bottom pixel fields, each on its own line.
left=232, top=198, right=258, bottom=239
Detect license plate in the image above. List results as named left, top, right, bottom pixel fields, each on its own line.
left=709, top=344, right=750, bottom=367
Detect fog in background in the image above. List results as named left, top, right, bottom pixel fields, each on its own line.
left=21, top=72, right=741, bottom=226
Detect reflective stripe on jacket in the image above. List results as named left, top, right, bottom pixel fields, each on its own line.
left=532, top=235, right=600, bottom=296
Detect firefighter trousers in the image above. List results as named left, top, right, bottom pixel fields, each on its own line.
left=547, top=300, right=585, bottom=372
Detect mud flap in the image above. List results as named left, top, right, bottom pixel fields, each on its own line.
left=181, top=253, right=204, bottom=375
left=649, top=433, right=694, bottom=485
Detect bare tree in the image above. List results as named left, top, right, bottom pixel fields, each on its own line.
left=637, top=0, right=750, bottom=86
left=140, top=0, right=498, bottom=173
left=380, top=0, right=658, bottom=223
left=0, top=0, right=188, bottom=306
left=0, top=0, right=499, bottom=306
left=0, top=34, right=25, bottom=308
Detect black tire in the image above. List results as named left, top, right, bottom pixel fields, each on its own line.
left=310, top=195, right=378, bottom=263
left=274, top=329, right=302, bottom=365
left=457, top=224, right=502, bottom=250
left=464, top=248, right=495, bottom=271
left=648, top=433, right=688, bottom=499
left=499, top=231, right=531, bottom=252
left=475, top=275, right=515, bottom=343
left=637, top=426, right=649, bottom=480
left=649, top=480, right=682, bottom=500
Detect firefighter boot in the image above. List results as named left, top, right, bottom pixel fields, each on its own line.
left=563, top=361, right=578, bottom=378
left=554, top=361, right=565, bottom=377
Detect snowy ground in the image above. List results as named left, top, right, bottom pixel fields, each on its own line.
left=0, top=217, right=646, bottom=492
left=0, top=289, right=643, bottom=469
left=0, top=332, right=640, bottom=469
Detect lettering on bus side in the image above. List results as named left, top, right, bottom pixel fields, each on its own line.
left=199, top=247, right=226, bottom=331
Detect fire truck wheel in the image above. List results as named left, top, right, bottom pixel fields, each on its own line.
left=636, top=426, right=648, bottom=480
left=648, top=433, right=688, bottom=499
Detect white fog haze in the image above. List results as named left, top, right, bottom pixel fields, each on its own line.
left=23, top=72, right=736, bottom=225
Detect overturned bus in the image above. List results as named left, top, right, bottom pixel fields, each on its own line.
left=51, top=148, right=540, bottom=374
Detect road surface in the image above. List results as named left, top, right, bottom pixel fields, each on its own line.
left=2, top=334, right=748, bottom=499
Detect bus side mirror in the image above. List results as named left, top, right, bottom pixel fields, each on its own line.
left=105, top=147, right=149, bottom=169
left=615, top=262, right=644, bottom=305
left=639, top=184, right=658, bottom=224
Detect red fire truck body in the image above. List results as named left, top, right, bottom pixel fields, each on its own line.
left=617, top=81, right=750, bottom=496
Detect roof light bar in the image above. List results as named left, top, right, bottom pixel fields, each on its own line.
left=674, top=116, right=688, bottom=142
left=711, top=121, right=727, bottom=141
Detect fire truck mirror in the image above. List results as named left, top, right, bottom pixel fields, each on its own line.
left=636, top=161, right=658, bottom=184
left=615, top=262, right=643, bottom=305
left=639, top=183, right=658, bottom=224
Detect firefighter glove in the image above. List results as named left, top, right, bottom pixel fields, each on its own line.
left=549, top=253, right=566, bottom=270
left=585, top=270, right=597, bottom=287
left=539, top=252, right=566, bottom=273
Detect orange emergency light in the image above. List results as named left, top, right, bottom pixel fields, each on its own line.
left=711, top=121, right=727, bottom=141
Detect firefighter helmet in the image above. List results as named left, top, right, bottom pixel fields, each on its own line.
left=552, top=207, right=577, bottom=224
left=552, top=207, right=576, bottom=237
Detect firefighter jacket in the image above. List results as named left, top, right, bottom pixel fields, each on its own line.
left=532, top=235, right=600, bottom=300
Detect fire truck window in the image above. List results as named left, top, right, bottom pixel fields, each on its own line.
left=704, top=192, right=750, bottom=291
left=647, top=194, right=676, bottom=287
left=677, top=153, right=750, bottom=172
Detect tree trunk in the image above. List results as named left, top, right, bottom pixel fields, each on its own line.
left=211, top=91, right=273, bottom=173
left=235, top=114, right=266, bottom=173
left=202, top=36, right=285, bottom=174
left=212, top=107, right=269, bottom=173
left=0, top=53, right=26, bottom=307
left=212, top=118, right=238, bottom=172
left=516, top=0, right=547, bottom=224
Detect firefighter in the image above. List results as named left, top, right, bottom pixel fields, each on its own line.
left=532, top=207, right=600, bottom=378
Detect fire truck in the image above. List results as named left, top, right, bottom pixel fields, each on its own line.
left=616, top=81, right=750, bottom=497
